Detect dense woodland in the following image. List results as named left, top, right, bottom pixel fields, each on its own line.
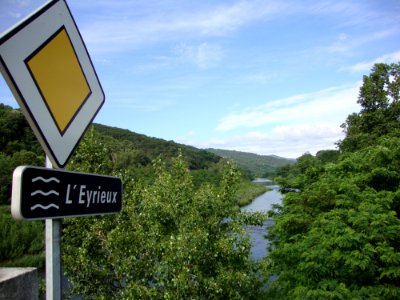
left=0, top=62, right=399, bottom=298
left=267, top=62, right=400, bottom=298
left=0, top=105, right=265, bottom=206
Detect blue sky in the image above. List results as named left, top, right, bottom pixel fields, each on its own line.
left=1, top=0, right=399, bottom=158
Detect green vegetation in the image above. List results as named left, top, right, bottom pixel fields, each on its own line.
left=266, top=62, right=400, bottom=299
left=0, top=102, right=268, bottom=280
left=207, top=148, right=295, bottom=178
left=94, top=123, right=221, bottom=171
left=235, top=181, right=269, bottom=207
left=2, top=60, right=396, bottom=299
left=0, top=103, right=44, bottom=205
left=62, top=136, right=266, bottom=299
left=0, top=206, right=44, bottom=268
left=0, top=104, right=266, bottom=206
left=0, top=104, right=46, bottom=269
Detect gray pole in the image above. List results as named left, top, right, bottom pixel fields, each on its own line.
left=45, top=157, right=61, bottom=300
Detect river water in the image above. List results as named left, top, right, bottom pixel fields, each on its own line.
left=241, top=183, right=282, bottom=260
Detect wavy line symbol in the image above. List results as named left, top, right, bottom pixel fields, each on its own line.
left=32, top=176, right=60, bottom=183
left=31, top=204, right=59, bottom=210
left=31, top=190, right=59, bottom=197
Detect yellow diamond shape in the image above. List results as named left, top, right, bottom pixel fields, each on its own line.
left=26, top=27, right=91, bottom=134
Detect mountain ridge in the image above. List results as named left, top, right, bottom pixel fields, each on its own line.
left=206, top=148, right=296, bottom=178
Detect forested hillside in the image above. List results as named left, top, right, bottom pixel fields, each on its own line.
left=0, top=104, right=44, bottom=205
left=0, top=104, right=225, bottom=204
left=207, top=148, right=295, bottom=178
left=2, top=62, right=398, bottom=298
left=94, top=123, right=221, bottom=171
left=0, top=102, right=267, bottom=287
left=266, top=62, right=400, bottom=299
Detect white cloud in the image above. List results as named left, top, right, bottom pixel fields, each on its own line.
left=174, top=43, right=222, bottom=69
left=315, top=29, right=399, bottom=59
left=201, top=82, right=363, bottom=157
left=215, top=82, right=361, bottom=131
left=175, top=130, right=196, bottom=145
left=197, top=124, right=344, bottom=158
left=194, top=0, right=290, bottom=35
left=73, top=0, right=291, bottom=55
left=342, top=51, right=400, bottom=73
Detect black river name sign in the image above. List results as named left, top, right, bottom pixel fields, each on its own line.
left=12, top=166, right=122, bottom=220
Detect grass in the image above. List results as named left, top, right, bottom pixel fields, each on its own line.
left=235, top=181, right=270, bottom=207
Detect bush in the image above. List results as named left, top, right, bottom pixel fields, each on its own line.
left=0, top=206, right=44, bottom=268
left=63, top=151, right=264, bottom=298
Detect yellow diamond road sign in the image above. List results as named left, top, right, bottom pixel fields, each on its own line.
left=0, top=0, right=104, bottom=168
left=26, top=27, right=92, bottom=135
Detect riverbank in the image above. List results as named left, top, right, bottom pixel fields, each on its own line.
left=241, top=185, right=283, bottom=260
left=236, top=181, right=270, bottom=207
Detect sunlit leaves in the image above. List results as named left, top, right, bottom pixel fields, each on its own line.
left=63, top=142, right=263, bottom=298
left=266, top=63, right=400, bottom=299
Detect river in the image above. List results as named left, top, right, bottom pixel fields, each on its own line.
left=241, top=183, right=282, bottom=260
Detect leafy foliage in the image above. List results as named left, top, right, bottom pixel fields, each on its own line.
left=267, top=63, right=400, bottom=299
left=63, top=135, right=264, bottom=299
left=338, top=63, right=400, bottom=152
left=94, top=123, right=221, bottom=171
left=0, top=104, right=44, bottom=204
left=0, top=206, right=44, bottom=268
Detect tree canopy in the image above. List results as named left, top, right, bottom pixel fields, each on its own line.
left=62, top=134, right=266, bottom=299
left=267, top=62, right=400, bottom=299
left=2, top=62, right=399, bottom=298
left=338, top=63, right=400, bottom=153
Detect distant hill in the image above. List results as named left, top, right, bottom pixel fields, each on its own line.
left=206, top=148, right=296, bottom=178
left=93, top=123, right=221, bottom=170
left=0, top=103, right=294, bottom=205
left=93, top=124, right=295, bottom=178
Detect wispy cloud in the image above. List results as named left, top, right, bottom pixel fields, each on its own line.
left=104, top=87, right=176, bottom=112
left=341, top=51, right=400, bottom=73
left=0, top=0, right=35, bottom=31
left=191, top=82, right=363, bottom=157
left=174, top=43, right=222, bottom=69
left=109, top=98, right=175, bottom=112
left=241, top=72, right=277, bottom=85
left=215, top=82, right=361, bottom=131
left=306, top=0, right=399, bottom=29
left=315, top=29, right=398, bottom=58
left=196, top=124, right=344, bottom=158
left=73, top=0, right=291, bottom=55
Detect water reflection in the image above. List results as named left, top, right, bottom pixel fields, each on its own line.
left=241, top=182, right=282, bottom=260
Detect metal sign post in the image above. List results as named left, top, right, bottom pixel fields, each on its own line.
left=10, top=159, right=122, bottom=297
left=46, top=218, right=61, bottom=300
left=1, top=1, right=120, bottom=299
left=45, top=157, right=61, bottom=300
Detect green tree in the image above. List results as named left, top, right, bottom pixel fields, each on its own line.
left=338, top=62, right=400, bottom=152
left=67, top=127, right=112, bottom=175
left=63, top=135, right=264, bottom=299
left=266, top=138, right=400, bottom=299
left=0, top=153, right=12, bottom=205
left=315, top=149, right=339, bottom=164
left=266, top=63, right=400, bottom=299
left=0, top=103, right=44, bottom=204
